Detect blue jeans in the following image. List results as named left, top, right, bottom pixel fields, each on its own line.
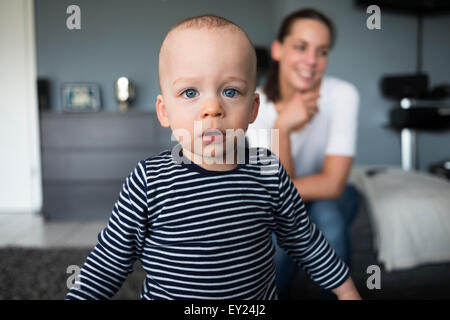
left=273, top=184, right=359, bottom=299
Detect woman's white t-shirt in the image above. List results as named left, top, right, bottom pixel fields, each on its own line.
left=247, top=76, right=359, bottom=177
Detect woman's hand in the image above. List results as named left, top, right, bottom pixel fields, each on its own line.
left=273, top=91, right=319, bottom=133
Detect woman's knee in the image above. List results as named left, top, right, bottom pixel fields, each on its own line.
left=339, top=185, right=360, bottom=224
left=307, top=200, right=344, bottom=227
left=307, top=201, right=348, bottom=245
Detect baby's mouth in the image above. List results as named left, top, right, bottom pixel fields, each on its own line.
left=202, top=128, right=225, bottom=143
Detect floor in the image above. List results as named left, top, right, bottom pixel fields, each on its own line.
left=2, top=207, right=450, bottom=299
left=0, top=212, right=105, bottom=248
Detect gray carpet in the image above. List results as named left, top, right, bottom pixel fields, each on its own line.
left=0, top=247, right=146, bottom=300
left=1, top=202, right=449, bottom=299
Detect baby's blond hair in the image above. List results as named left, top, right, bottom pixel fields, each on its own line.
left=158, top=14, right=257, bottom=90
left=172, top=14, right=240, bottom=30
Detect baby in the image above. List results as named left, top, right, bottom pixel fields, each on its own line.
left=66, top=14, right=361, bottom=300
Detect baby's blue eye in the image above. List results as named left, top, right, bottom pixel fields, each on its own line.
left=183, top=89, right=198, bottom=98
left=223, top=88, right=238, bottom=98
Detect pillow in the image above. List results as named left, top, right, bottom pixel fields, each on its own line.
left=351, top=166, right=450, bottom=271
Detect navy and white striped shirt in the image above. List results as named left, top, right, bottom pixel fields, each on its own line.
left=66, top=147, right=349, bottom=300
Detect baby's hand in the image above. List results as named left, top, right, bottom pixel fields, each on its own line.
left=332, top=277, right=362, bottom=300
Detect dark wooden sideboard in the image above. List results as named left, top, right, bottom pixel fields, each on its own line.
left=39, top=111, right=174, bottom=221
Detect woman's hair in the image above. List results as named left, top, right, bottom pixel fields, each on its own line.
left=263, top=8, right=336, bottom=102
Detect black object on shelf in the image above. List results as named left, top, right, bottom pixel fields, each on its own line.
left=381, top=75, right=450, bottom=100
left=37, top=78, right=51, bottom=110
left=356, top=0, right=450, bottom=13
left=389, top=106, right=450, bottom=131
left=367, top=0, right=450, bottom=99
left=429, top=159, right=450, bottom=180
left=428, top=84, right=450, bottom=100
left=386, top=99, right=450, bottom=171
left=381, top=74, right=429, bottom=99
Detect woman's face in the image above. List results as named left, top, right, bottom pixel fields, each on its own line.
left=273, top=18, right=331, bottom=93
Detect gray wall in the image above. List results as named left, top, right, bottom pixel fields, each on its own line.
left=35, top=0, right=450, bottom=171
left=35, top=0, right=274, bottom=112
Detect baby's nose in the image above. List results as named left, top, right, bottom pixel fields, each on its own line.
left=200, top=99, right=225, bottom=118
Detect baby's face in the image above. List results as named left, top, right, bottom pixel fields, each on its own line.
left=156, top=27, right=259, bottom=168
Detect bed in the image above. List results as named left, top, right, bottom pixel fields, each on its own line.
left=350, top=166, right=450, bottom=271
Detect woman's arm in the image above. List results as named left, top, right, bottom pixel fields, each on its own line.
left=292, top=155, right=353, bottom=202
left=272, top=91, right=319, bottom=178
left=274, top=123, right=353, bottom=202
left=273, top=126, right=296, bottom=178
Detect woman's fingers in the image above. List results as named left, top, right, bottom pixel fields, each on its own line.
left=305, top=100, right=319, bottom=117
left=277, top=91, right=320, bottom=130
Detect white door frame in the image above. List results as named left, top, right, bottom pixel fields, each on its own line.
left=0, top=0, right=42, bottom=213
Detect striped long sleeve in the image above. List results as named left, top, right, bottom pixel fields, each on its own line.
left=66, top=161, right=148, bottom=299
left=273, top=161, right=350, bottom=290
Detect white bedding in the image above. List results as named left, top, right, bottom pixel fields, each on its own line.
left=351, top=166, right=450, bottom=271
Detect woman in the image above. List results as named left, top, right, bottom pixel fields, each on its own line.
left=247, top=8, right=360, bottom=298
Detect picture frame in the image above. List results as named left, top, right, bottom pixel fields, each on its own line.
left=61, top=82, right=101, bottom=112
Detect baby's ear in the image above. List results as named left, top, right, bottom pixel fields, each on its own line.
left=156, top=94, right=170, bottom=128
left=249, top=93, right=260, bottom=124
